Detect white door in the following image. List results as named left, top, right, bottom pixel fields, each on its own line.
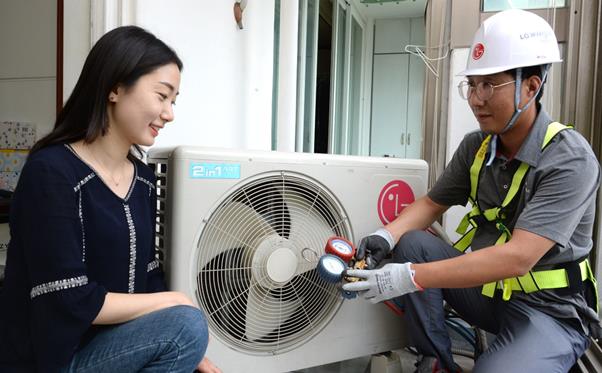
left=370, top=18, right=425, bottom=159
left=328, top=0, right=366, bottom=155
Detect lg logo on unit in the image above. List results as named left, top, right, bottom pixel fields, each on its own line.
left=377, top=180, right=415, bottom=225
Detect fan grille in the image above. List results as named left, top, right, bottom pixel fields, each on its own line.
left=196, top=172, right=352, bottom=354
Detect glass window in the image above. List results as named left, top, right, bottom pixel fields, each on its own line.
left=348, top=16, right=363, bottom=155
left=483, top=0, right=567, bottom=12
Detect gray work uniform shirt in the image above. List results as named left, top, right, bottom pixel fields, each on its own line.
left=428, top=109, right=601, bottom=332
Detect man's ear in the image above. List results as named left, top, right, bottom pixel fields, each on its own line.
left=526, top=75, right=542, bottom=99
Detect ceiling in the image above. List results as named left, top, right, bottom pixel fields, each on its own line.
left=352, top=0, right=428, bottom=19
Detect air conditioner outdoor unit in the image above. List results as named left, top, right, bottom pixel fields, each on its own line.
left=147, top=146, right=428, bottom=373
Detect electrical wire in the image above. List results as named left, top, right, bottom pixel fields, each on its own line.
left=404, top=42, right=450, bottom=78
left=445, top=318, right=477, bottom=350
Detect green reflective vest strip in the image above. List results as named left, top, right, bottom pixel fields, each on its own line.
left=469, top=135, right=491, bottom=201
left=452, top=122, right=591, bottom=301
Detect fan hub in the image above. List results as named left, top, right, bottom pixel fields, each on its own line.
left=252, top=234, right=299, bottom=288
left=266, top=247, right=298, bottom=283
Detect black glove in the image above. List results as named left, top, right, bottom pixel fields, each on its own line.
left=355, top=228, right=394, bottom=269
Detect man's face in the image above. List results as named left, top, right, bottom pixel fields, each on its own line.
left=466, top=72, right=518, bottom=134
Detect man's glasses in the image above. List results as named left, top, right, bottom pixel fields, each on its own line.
left=457, top=80, right=515, bottom=101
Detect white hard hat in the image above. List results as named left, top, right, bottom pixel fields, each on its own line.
left=459, top=9, right=562, bottom=76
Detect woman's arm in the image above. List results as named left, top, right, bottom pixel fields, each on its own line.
left=93, top=291, right=195, bottom=325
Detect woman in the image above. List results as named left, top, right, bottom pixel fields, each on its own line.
left=0, top=26, right=220, bottom=372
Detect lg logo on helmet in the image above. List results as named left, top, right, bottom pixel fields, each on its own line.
left=472, top=43, right=485, bottom=60
left=520, top=31, right=550, bottom=40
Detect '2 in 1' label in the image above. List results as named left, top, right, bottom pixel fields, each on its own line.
left=189, top=162, right=241, bottom=179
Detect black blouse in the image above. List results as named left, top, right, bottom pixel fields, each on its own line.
left=0, top=144, right=165, bottom=372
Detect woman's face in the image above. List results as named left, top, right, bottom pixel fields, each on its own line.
left=108, top=63, right=181, bottom=146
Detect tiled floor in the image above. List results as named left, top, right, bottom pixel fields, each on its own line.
left=291, top=321, right=480, bottom=373
left=291, top=349, right=474, bottom=373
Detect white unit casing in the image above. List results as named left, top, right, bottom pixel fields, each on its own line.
left=147, top=146, right=428, bottom=373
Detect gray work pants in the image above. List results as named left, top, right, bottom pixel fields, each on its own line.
left=393, top=230, right=590, bottom=373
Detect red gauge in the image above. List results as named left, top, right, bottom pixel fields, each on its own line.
left=325, top=236, right=356, bottom=262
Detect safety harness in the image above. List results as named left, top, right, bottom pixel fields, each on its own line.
left=453, top=122, right=598, bottom=308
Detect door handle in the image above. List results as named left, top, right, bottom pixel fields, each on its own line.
left=400, top=133, right=405, bottom=145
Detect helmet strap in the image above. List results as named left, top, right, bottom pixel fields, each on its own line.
left=501, top=68, right=524, bottom=134
left=501, top=65, right=550, bottom=134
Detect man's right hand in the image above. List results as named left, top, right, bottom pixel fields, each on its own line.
left=355, top=228, right=395, bottom=269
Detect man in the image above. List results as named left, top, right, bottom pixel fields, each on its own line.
left=343, top=9, right=601, bottom=373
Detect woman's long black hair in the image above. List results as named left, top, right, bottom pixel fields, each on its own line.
left=30, top=26, right=183, bottom=159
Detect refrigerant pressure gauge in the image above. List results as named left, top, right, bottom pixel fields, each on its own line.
left=324, top=236, right=356, bottom=262
left=317, top=254, right=347, bottom=283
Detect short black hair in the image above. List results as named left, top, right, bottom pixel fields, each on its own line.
left=31, top=26, right=183, bottom=159
left=509, top=64, right=547, bottom=106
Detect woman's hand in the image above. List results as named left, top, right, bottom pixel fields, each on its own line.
left=196, top=357, right=221, bottom=373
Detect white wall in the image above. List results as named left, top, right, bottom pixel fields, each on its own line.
left=62, top=1, right=276, bottom=151
left=0, top=0, right=57, bottom=263
left=63, top=0, right=90, bottom=102
left=0, top=0, right=56, bottom=138
left=275, top=0, right=299, bottom=152
left=442, top=48, right=479, bottom=241
left=134, top=0, right=275, bottom=151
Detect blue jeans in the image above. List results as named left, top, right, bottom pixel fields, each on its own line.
left=393, top=230, right=590, bottom=373
left=62, top=305, right=209, bottom=373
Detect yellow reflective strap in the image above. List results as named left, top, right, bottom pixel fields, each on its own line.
left=495, top=234, right=507, bottom=245
left=529, top=269, right=568, bottom=288
left=456, top=204, right=482, bottom=236
left=482, top=207, right=500, bottom=221
left=501, top=162, right=530, bottom=207
left=495, top=224, right=512, bottom=242
left=583, top=259, right=599, bottom=313
left=453, top=228, right=475, bottom=253
left=482, top=282, right=496, bottom=297
left=456, top=214, right=470, bottom=235
left=486, top=259, right=596, bottom=300
left=515, top=273, right=538, bottom=293
left=502, top=279, right=513, bottom=300
left=583, top=259, right=592, bottom=281
left=469, top=135, right=491, bottom=200
left=457, top=205, right=480, bottom=235
left=542, top=122, right=570, bottom=149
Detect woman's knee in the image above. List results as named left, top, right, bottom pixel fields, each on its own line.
left=163, top=305, right=209, bottom=355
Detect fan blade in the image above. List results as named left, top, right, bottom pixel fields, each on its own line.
left=245, top=282, right=300, bottom=342
left=199, top=201, right=277, bottom=269
left=198, top=247, right=250, bottom=341
left=234, top=181, right=292, bottom=238
left=285, top=197, right=337, bottom=275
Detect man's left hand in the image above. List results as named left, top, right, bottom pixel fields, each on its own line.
left=342, top=262, right=422, bottom=303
